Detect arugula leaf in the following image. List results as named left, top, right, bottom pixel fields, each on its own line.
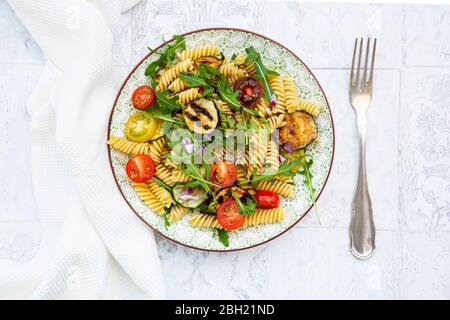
left=163, top=207, right=171, bottom=229
left=145, top=35, right=185, bottom=77
left=197, top=199, right=217, bottom=214
left=243, top=106, right=258, bottom=116
left=145, top=105, right=179, bottom=123
left=245, top=46, right=279, bottom=103
left=198, top=64, right=221, bottom=79
left=281, top=148, right=306, bottom=161
left=201, top=88, right=215, bottom=99
left=163, top=120, right=190, bottom=136
left=145, top=82, right=183, bottom=123
left=147, top=46, right=160, bottom=55
left=231, top=190, right=257, bottom=215
left=216, top=229, right=229, bottom=247
left=162, top=122, right=179, bottom=147
left=180, top=73, right=211, bottom=88
left=202, top=159, right=211, bottom=180
left=235, top=123, right=246, bottom=130
left=161, top=121, right=174, bottom=135
left=182, top=164, right=214, bottom=192
left=182, top=162, right=221, bottom=192
left=197, top=65, right=212, bottom=81
left=152, top=177, right=171, bottom=192
left=196, top=65, right=240, bottom=109
left=217, top=76, right=242, bottom=111
left=299, top=156, right=320, bottom=224
left=241, top=157, right=305, bottom=185
left=154, top=89, right=182, bottom=112
left=184, top=180, right=205, bottom=189
left=218, top=109, right=237, bottom=129
left=166, top=35, right=185, bottom=62
left=208, top=199, right=218, bottom=213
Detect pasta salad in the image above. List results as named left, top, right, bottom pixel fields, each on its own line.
left=108, top=35, right=322, bottom=247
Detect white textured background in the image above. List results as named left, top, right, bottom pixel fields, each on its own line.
left=1, top=0, right=450, bottom=299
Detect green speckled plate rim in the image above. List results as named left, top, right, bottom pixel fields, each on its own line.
left=107, top=27, right=335, bottom=252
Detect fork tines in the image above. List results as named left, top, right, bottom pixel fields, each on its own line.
left=350, top=38, right=377, bottom=89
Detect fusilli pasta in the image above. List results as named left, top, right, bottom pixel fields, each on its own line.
left=147, top=180, right=174, bottom=207
left=255, top=99, right=272, bottom=118
left=169, top=205, right=189, bottom=223
left=108, top=135, right=150, bottom=156
left=190, top=213, right=223, bottom=229
left=267, top=114, right=286, bottom=131
left=275, top=175, right=294, bottom=183
left=219, top=61, right=247, bottom=80
left=215, top=99, right=234, bottom=116
left=163, top=157, right=178, bottom=169
left=265, top=140, right=280, bottom=173
left=256, top=180, right=294, bottom=198
left=171, top=168, right=193, bottom=183
left=233, top=52, right=256, bottom=76
left=269, top=75, right=286, bottom=114
left=247, top=130, right=269, bottom=175
left=283, top=77, right=299, bottom=113
left=148, top=138, right=166, bottom=164
left=177, top=88, right=202, bottom=105
left=242, top=207, right=286, bottom=227
left=233, top=53, right=247, bottom=66
left=179, top=44, right=220, bottom=61
left=132, top=182, right=166, bottom=214
left=155, top=164, right=175, bottom=186
left=157, top=59, right=194, bottom=91
left=168, top=77, right=188, bottom=93
left=297, top=99, right=321, bottom=117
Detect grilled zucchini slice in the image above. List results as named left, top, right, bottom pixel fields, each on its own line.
left=183, top=98, right=218, bottom=135
left=279, top=111, right=317, bottom=150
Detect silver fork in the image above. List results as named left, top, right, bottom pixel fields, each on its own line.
left=349, top=38, right=377, bottom=260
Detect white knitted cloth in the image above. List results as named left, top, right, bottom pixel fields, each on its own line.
left=0, top=0, right=165, bottom=299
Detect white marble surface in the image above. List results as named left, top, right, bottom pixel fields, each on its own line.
left=1, top=0, right=450, bottom=299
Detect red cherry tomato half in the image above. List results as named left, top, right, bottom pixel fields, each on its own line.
left=125, top=154, right=155, bottom=183
left=233, top=77, right=262, bottom=107
left=217, top=198, right=245, bottom=231
left=255, top=190, right=280, bottom=209
left=132, top=85, right=156, bottom=110
left=210, top=163, right=238, bottom=188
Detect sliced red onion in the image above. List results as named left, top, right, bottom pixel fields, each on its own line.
left=182, top=138, right=194, bottom=154
left=279, top=155, right=286, bottom=163
left=283, top=143, right=293, bottom=154
left=184, top=144, right=195, bottom=154
left=177, top=194, right=199, bottom=201
left=270, top=94, right=277, bottom=107
left=186, top=187, right=193, bottom=195
left=265, top=107, right=273, bottom=116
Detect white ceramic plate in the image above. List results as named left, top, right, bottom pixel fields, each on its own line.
left=108, top=28, right=335, bottom=251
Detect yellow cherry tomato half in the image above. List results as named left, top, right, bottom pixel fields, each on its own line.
left=124, top=112, right=161, bottom=142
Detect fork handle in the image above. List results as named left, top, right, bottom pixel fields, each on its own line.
left=350, top=116, right=375, bottom=259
